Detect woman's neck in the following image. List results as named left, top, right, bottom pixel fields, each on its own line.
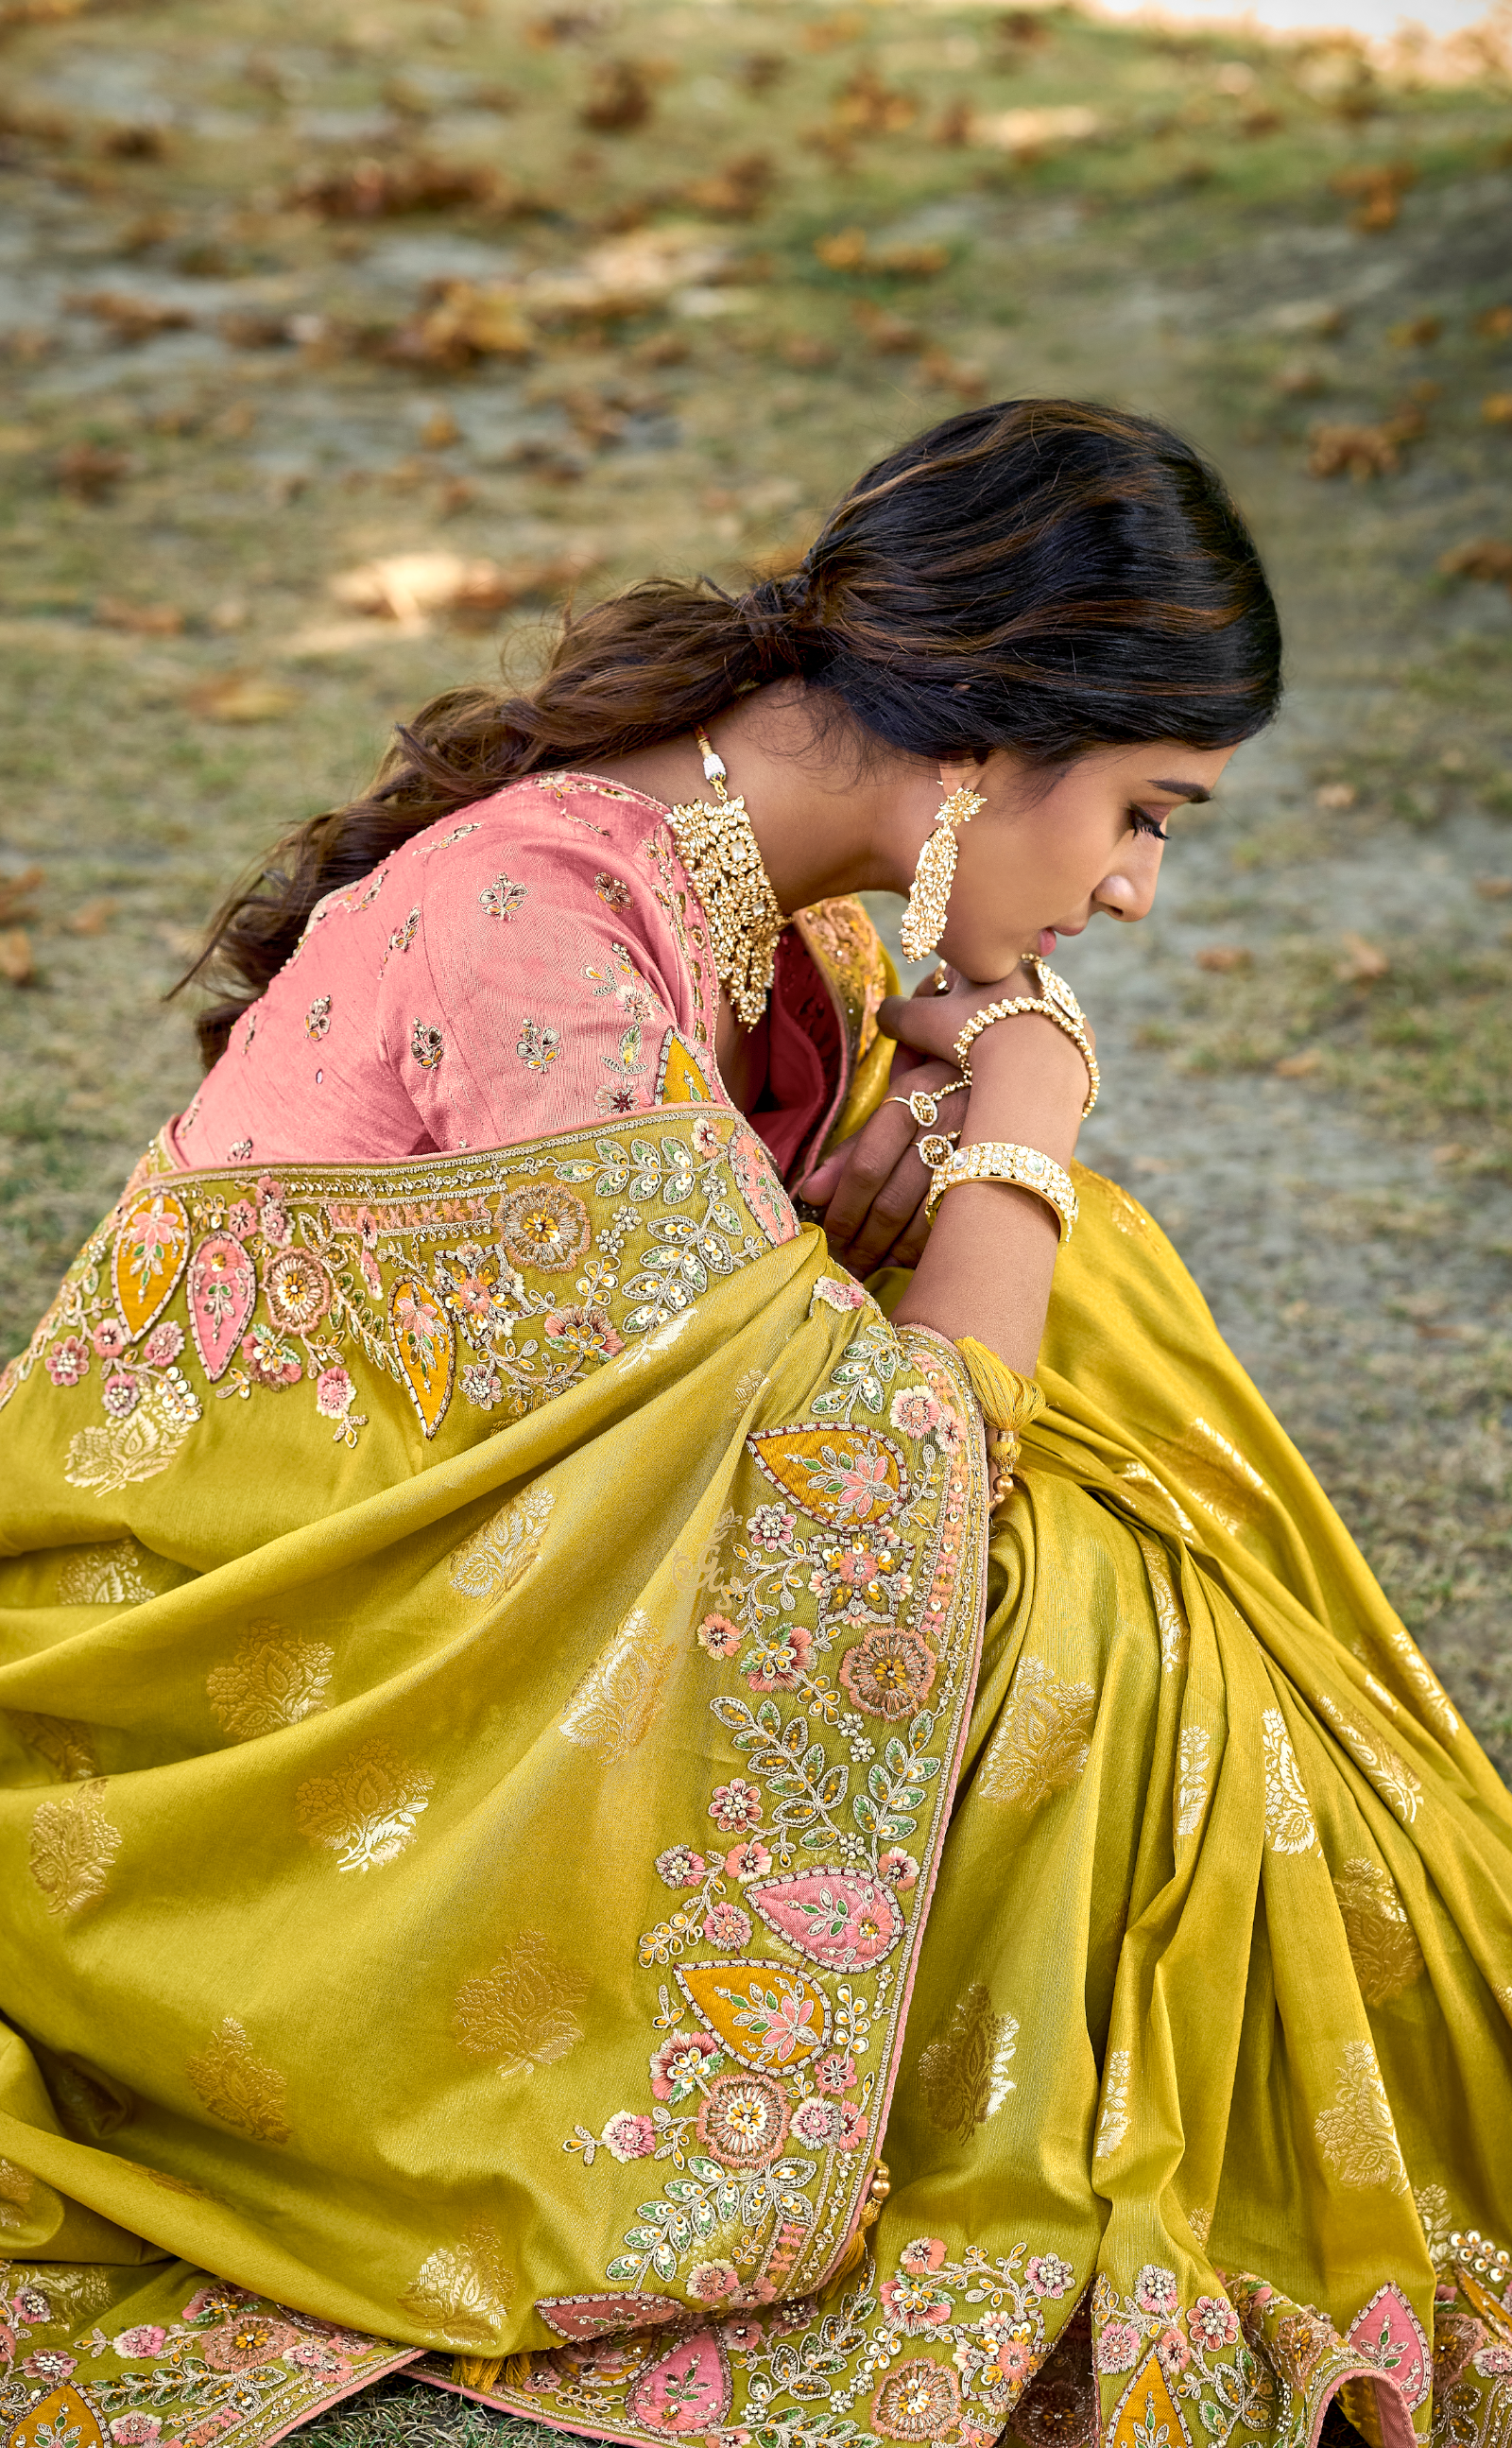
left=578, top=685, right=927, bottom=917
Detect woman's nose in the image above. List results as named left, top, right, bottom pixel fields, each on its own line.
left=1094, top=846, right=1164, bottom=922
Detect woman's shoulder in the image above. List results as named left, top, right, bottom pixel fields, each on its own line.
left=397, top=772, right=675, bottom=906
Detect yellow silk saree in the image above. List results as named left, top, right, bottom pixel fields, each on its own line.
left=2, top=915, right=1511, bottom=2448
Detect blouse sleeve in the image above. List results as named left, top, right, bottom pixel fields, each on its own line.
left=374, top=786, right=724, bottom=1153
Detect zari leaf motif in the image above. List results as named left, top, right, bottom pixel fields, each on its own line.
left=915, top=1981, right=1018, bottom=2141
left=977, top=1655, right=1096, bottom=1810
left=63, top=1383, right=196, bottom=1494
left=112, top=1191, right=190, bottom=1338
left=1261, top=1707, right=1316, bottom=1854
left=28, top=1778, right=121, bottom=1916
left=1381, top=1625, right=1458, bottom=1738
left=1147, top=1418, right=1267, bottom=1540
left=1314, top=1693, right=1422, bottom=1827
left=1094, top=2048, right=1131, bottom=2160
left=57, top=1537, right=160, bottom=1604
left=295, top=1737, right=434, bottom=1873
left=558, top=1608, right=672, bottom=1763
left=206, top=1624, right=334, bottom=1741
left=0, top=2157, right=36, bottom=2232
left=453, top=1929, right=590, bottom=2076
left=1135, top=1533, right=1188, bottom=1674
left=400, top=2216, right=515, bottom=2345
left=1314, top=2040, right=1408, bottom=2191
left=448, top=1486, right=556, bottom=1599
left=7, top=1711, right=99, bottom=1782
left=1332, top=1859, right=1424, bottom=2004
left=185, top=2016, right=291, bottom=2143
left=747, top=1425, right=904, bottom=1527
left=1175, top=1726, right=1211, bottom=1843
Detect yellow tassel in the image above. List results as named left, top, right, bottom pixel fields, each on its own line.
left=956, top=1336, right=1045, bottom=1434
left=452, top=2355, right=507, bottom=2393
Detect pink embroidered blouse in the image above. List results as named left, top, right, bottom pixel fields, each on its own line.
left=169, top=773, right=852, bottom=1192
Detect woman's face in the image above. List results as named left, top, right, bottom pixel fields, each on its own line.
left=930, top=738, right=1239, bottom=984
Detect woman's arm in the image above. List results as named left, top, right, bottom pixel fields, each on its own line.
left=878, top=969, right=1091, bottom=1376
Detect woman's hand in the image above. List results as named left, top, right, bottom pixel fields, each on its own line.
left=797, top=1044, right=967, bottom=1277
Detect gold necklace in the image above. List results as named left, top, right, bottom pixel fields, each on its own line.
left=667, top=726, right=787, bottom=1029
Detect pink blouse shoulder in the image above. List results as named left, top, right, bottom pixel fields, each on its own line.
left=170, top=774, right=725, bottom=1172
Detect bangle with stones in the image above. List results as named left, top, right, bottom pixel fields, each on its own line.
left=952, top=959, right=1099, bottom=1118
left=922, top=1139, right=1078, bottom=1239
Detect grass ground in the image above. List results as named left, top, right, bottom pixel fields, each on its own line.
left=1, top=3, right=1510, bottom=2427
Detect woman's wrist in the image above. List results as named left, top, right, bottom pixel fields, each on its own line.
left=957, top=1016, right=1086, bottom=1166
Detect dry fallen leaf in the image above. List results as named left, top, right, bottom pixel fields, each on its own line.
left=579, top=58, right=653, bottom=132
left=831, top=66, right=918, bottom=137
left=66, top=897, right=116, bottom=936
left=1315, top=781, right=1357, bottom=808
left=780, top=334, right=837, bottom=370
left=1274, top=1048, right=1323, bottom=1077
left=0, top=929, right=35, bottom=986
left=95, top=596, right=184, bottom=635
left=1387, top=315, right=1441, bottom=347
left=682, top=152, right=775, bottom=220
left=973, top=105, right=1103, bottom=155
left=67, top=289, right=194, bottom=343
left=286, top=155, right=523, bottom=219
left=850, top=300, right=923, bottom=354
left=421, top=408, right=460, bottom=449
left=919, top=349, right=987, bottom=400
left=329, top=547, right=597, bottom=629
left=1335, top=930, right=1390, bottom=982
left=1473, top=304, right=1512, bottom=339
left=0, top=866, right=43, bottom=924
left=1194, top=945, right=1253, bottom=973
left=1330, top=161, right=1417, bottom=233
left=1438, top=538, right=1512, bottom=588
left=1473, top=876, right=1512, bottom=900
left=1482, top=393, right=1512, bottom=426
left=1306, top=408, right=1423, bottom=480
left=1272, top=359, right=1328, bottom=397
left=188, top=674, right=301, bottom=723
left=814, top=227, right=868, bottom=273
left=54, top=441, right=129, bottom=502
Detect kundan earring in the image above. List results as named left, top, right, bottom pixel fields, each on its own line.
left=899, top=779, right=987, bottom=964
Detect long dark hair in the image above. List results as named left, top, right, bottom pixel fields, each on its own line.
left=181, top=397, right=1281, bottom=1064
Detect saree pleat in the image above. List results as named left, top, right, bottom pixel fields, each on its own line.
left=0, top=1118, right=1509, bottom=2448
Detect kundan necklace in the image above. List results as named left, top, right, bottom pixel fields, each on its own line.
left=667, top=728, right=788, bottom=1028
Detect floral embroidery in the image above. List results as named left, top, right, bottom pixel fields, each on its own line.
left=696, top=2069, right=790, bottom=2167
left=916, top=1982, right=1019, bottom=2141
left=448, top=1486, right=555, bottom=1598
left=412, top=821, right=481, bottom=855
left=185, top=2016, right=290, bottom=2143
left=872, top=2355, right=962, bottom=2439
left=480, top=873, right=527, bottom=921
left=411, top=1020, right=445, bottom=1071
left=264, top=1250, right=333, bottom=1335
left=230, top=1138, right=253, bottom=1161
left=595, top=871, right=632, bottom=908
left=304, top=996, right=332, bottom=1041
left=1094, top=2047, right=1132, bottom=2158
left=452, top=1929, right=590, bottom=2075
left=1175, top=1724, right=1211, bottom=1841
left=840, top=1626, right=936, bottom=1720
left=516, top=1016, right=561, bottom=1073
left=386, top=906, right=420, bottom=963
left=812, top=1275, right=867, bottom=1314
left=498, top=1182, right=592, bottom=1273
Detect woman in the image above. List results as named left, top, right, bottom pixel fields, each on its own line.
left=1, top=400, right=1508, bottom=2448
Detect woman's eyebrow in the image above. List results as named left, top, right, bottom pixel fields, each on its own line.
left=1146, top=777, right=1212, bottom=802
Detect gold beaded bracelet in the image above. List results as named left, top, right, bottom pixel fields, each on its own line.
left=921, top=1138, right=1079, bottom=1239
left=952, top=958, right=1099, bottom=1118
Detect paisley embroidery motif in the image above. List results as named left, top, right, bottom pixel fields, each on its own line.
left=391, top=1274, right=455, bottom=1437
left=27, top=1777, right=121, bottom=1916
left=9, top=2387, right=106, bottom=2448
left=978, top=1655, right=1096, bottom=1811
left=112, top=1191, right=190, bottom=1339
left=537, top=2293, right=686, bottom=2342
left=206, top=1625, right=334, bottom=1741
left=916, top=1981, right=1019, bottom=2141
left=453, top=1929, right=590, bottom=2076
left=185, top=2016, right=290, bottom=2143
left=657, top=1027, right=715, bottom=1106
left=57, top=1534, right=161, bottom=1603
left=294, top=1736, right=435, bottom=1872
left=1346, top=2281, right=1431, bottom=2408
left=674, top=1958, right=830, bottom=2071
left=747, top=1424, right=905, bottom=1527
left=63, top=1373, right=201, bottom=1493
left=626, top=2327, right=731, bottom=2435
left=448, top=1487, right=556, bottom=1598
left=746, top=1865, right=903, bottom=1971
left=1107, top=2352, right=1194, bottom=2448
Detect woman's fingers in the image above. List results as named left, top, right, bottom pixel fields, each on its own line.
left=806, top=1104, right=918, bottom=1248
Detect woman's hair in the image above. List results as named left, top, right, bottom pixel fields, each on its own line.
left=182, top=395, right=1281, bottom=1063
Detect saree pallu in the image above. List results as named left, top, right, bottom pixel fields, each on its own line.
left=0, top=1107, right=1510, bottom=2448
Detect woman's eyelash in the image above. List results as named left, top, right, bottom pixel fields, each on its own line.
left=1128, top=807, right=1170, bottom=840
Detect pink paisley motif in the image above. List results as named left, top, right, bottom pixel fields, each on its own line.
left=186, top=1234, right=257, bottom=1384
left=625, top=2327, right=732, bottom=2435
left=536, top=2294, right=687, bottom=2343
left=746, top=1866, right=904, bottom=1972
left=1347, top=2284, right=1432, bottom=2412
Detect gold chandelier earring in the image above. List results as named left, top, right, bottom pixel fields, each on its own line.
left=899, top=778, right=987, bottom=964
